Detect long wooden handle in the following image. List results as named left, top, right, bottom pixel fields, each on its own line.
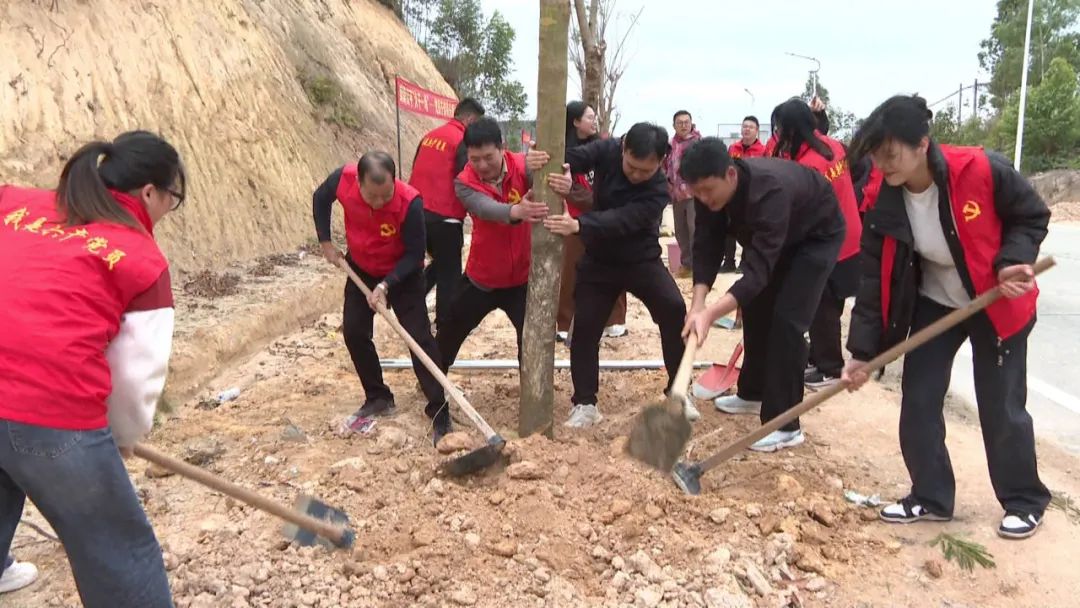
left=133, top=443, right=347, bottom=544
left=670, top=330, right=699, bottom=402
left=698, top=256, right=1055, bottom=473
left=336, top=259, right=499, bottom=440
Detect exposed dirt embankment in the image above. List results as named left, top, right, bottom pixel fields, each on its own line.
left=0, top=0, right=450, bottom=273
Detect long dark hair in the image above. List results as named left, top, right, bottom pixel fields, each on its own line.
left=56, top=130, right=185, bottom=228
left=771, top=99, right=833, bottom=161
left=848, top=95, right=933, bottom=164
left=565, top=101, right=599, bottom=149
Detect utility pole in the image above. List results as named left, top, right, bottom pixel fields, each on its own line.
left=519, top=0, right=569, bottom=439
left=1014, top=0, right=1035, bottom=171
left=957, top=82, right=963, bottom=127
left=786, top=51, right=821, bottom=99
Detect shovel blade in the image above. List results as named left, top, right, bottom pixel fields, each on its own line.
left=625, top=400, right=692, bottom=472
left=671, top=461, right=703, bottom=495
left=284, top=495, right=355, bottom=549
left=438, top=441, right=507, bottom=478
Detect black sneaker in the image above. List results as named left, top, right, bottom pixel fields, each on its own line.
left=719, top=264, right=737, bottom=274
left=804, top=370, right=841, bottom=390
left=879, top=496, right=952, bottom=524
left=998, top=511, right=1042, bottom=539
left=431, top=411, right=453, bottom=448
left=355, top=397, right=396, bottom=418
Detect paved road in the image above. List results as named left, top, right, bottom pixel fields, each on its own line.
left=950, top=223, right=1080, bottom=453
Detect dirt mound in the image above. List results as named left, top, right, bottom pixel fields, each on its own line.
left=182, top=271, right=242, bottom=299
left=0, top=0, right=452, bottom=274
left=1032, top=169, right=1080, bottom=206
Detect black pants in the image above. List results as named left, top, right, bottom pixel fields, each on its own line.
left=437, top=277, right=527, bottom=371
left=342, top=257, right=445, bottom=415
left=571, top=258, right=687, bottom=405
left=736, top=238, right=839, bottom=432
left=721, top=235, right=739, bottom=269
left=899, top=296, right=1050, bottom=516
left=807, top=255, right=861, bottom=376
left=422, top=212, right=464, bottom=328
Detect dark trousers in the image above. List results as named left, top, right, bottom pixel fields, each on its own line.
left=721, top=235, right=739, bottom=269
left=808, top=255, right=861, bottom=376
left=422, top=212, right=464, bottom=328
left=343, top=257, right=445, bottom=415
left=557, top=234, right=626, bottom=332
left=437, top=277, right=527, bottom=370
left=736, top=238, right=839, bottom=432
left=0, top=422, right=173, bottom=607
left=571, top=258, right=687, bottom=404
left=900, top=296, right=1050, bottom=516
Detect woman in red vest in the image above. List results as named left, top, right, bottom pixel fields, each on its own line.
left=0, top=131, right=183, bottom=606
left=770, top=99, right=863, bottom=390
left=550, top=101, right=628, bottom=344
left=844, top=95, right=1051, bottom=539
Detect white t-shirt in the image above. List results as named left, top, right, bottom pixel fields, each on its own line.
left=903, top=183, right=971, bottom=309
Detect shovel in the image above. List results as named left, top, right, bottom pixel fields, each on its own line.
left=133, top=443, right=354, bottom=549
left=690, top=341, right=743, bottom=400
left=671, top=256, right=1056, bottom=495
left=624, top=329, right=698, bottom=472
left=336, top=259, right=506, bottom=477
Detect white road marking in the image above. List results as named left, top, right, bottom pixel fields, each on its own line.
left=955, top=342, right=1080, bottom=415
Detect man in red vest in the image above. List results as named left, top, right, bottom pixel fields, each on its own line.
left=409, top=98, right=486, bottom=331
left=844, top=95, right=1051, bottom=539
left=721, top=115, right=766, bottom=272
left=314, top=152, right=451, bottom=445
left=436, top=118, right=549, bottom=369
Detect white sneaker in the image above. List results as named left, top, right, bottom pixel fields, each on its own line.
left=748, top=429, right=805, bottom=452
left=682, top=395, right=701, bottom=422
left=0, top=559, right=38, bottom=594
left=879, top=497, right=952, bottom=524
left=713, top=395, right=761, bottom=415
left=564, top=403, right=602, bottom=428
left=998, top=512, right=1042, bottom=539
left=603, top=325, right=627, bottom=338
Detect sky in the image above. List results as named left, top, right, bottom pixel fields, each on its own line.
left=478, top=0, right=999, bottom=138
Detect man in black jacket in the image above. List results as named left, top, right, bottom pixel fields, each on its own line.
left=681, top=138, right=845, bottom=452
left=527, top=123, right=699, bottom=427
left=843, top=95, right=1050, bottom=539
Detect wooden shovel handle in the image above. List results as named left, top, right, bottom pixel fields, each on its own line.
left=133, top=443, right=347, bottom=545
left=336, top=259, right=498, bottom=440
left=670, top=329, right=699, bottom=401
left=698, top=256, right=1055, bottom=474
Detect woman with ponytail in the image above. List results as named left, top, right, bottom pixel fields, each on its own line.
left=843, top=95, right=1051, bottom=539
left=770, top=99, right=863, bottom=391
left=548, top=101, right=628, bottom=343
left=0, top=131, right=184, bottom=606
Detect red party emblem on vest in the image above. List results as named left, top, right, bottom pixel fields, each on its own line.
left=379, top=223, right=397, bottom=238
left=962, top=200, right=982, bottom=222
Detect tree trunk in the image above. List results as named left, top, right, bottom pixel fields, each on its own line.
left=519, top=0, right=569, bottom=439
left=573, top=0, right=603, bottom=111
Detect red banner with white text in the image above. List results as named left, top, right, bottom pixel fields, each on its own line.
left=395, top=76, right=457, bottom=120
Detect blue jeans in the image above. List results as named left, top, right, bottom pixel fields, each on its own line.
left=0, top=420, right=173, bottom=607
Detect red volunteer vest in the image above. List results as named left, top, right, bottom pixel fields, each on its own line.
left=0, top=186, right=169, bottom=430
left=877, top=145, right=1037, bottom=340
left=565, top=173, right=591, bottom=219
left=789, top=134, right=862, bottom=261
left=764, top=133, right=778, bottom=157
left=728, top=139, right=766, bottom=159
left=409, top=120, right=467, bottom=219
left=861, top=167, right=884, bottom=213
left=457, top=151, right=531, bottom=289
left=336, top=164, right=416, bottom=277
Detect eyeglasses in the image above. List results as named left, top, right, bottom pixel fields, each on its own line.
left=674, top=120, right=692, bottom=126
left=167, top=188, right=186, bottom=211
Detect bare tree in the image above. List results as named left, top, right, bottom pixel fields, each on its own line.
left=570, top=0, right=642, bottom=134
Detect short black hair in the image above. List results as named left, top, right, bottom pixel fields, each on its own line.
left=849, top=95, right=933, bottom=162
left=623, top=122, right=671, bottom=161
left=673, top=110, right=692, bottom=123
left=742, top=115, right=759, bottom=127
left=358, top=151, right=396, bottom=183
left=677, top=137, right=732, bottom=184
left=463, top=117, right=504, bottom=149
left=454, top=98, right=485, bottom=120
